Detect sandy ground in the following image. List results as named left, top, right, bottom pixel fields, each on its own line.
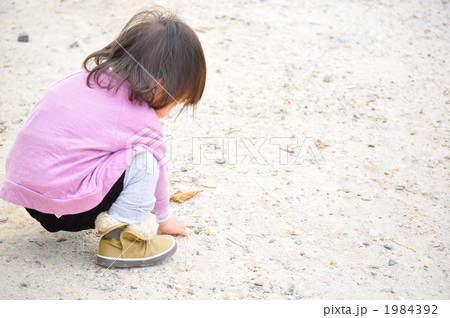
left=0, top=0, right=448, bottom=300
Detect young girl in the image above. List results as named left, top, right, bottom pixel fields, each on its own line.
left=0, top=8, right=206, bottom=268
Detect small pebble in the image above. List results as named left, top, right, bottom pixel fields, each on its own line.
left=191, top=177, right=198, bottom=182
left=69, top=41, right=79, bottom=48
left=0, top=216, right=7, bottom=222
left=18, top=33, right=29, bottom=42
left=272, top=201, right=280, bottom=207
left=383, top=244, right=392, bottom=250
left=396, top=185, right=405, bottom=191
left=254, top=281, right=264, bottom=287
left=323, top=75, right=333, bottom=83
left=371, top=265, right=380, bottom=269
left=216, top=158, right=226, bottom=164
left=131, top=285, right=137, bottom=289
left=388, top=258, right=398, bottom=266
left=181, top=167, right=188, bottom=172
left=381, top=288, right=395, bottom=294
left=0, top=240, right=3, bottom=244
left=194, top=229, right=200, bottom=234
left=286, top=283, right=295, bottom=295
left=20, top=281, right=30, bottom=287
left=361, top=196, right=371, bottom=201
left=269, top=239, right=276, bottom=243
left=295, top=240, right=302, bottom=245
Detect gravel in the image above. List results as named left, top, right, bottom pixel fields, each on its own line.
left=20, top=281, right=30, bottom=287
left=18, top=33, right=29, bottom=42
left=388, top=259, right=398, bottom=266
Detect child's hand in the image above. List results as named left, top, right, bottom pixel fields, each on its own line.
left=158, top=215, right=188, bottom=237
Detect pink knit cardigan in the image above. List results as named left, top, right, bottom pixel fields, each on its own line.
left=0, top=71, right=169, bottom=222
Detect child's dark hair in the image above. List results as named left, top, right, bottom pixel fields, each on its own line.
left=83, top=8, right=206, bottom=112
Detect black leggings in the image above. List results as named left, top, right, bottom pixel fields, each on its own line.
left=25, top=172, right=126, bottom=233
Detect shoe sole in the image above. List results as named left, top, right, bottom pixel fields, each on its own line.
left=96, top=239, right=177, bottom=268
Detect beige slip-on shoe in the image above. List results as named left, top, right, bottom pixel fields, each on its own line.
left=95, top=212, right=176, bottom=268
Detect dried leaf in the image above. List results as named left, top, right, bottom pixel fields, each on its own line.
left=170, top=190, right=203, bottom=203
left=315, top=140, right=329, bottom=148
left=57, top=238, right=67, bottom=242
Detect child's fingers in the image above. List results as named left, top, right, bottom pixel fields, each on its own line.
left=177, top=228, right=188, bottom=237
